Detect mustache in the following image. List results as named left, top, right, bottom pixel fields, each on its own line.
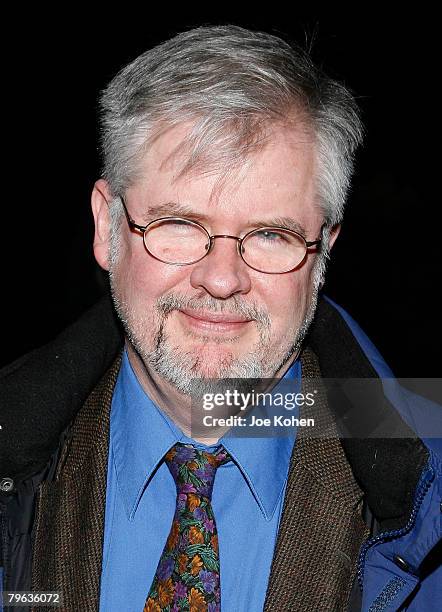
left=156, top=293, right=271, bottom=326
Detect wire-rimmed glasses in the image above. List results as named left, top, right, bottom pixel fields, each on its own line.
left=119, top=196, right=323, bottom=274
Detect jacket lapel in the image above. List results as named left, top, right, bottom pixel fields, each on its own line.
left=263, top=348, right=369, bottom=611
left=31, top=356, right=121, bottom=612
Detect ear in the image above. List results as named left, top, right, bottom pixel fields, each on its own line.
left=91, top=179, right=113, bottom=271
left=327, top=223, right=341, bottom=250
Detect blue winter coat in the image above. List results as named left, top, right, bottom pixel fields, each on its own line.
left=326, top=298, right=441, bottom=611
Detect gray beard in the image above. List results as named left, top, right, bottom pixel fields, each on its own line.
left=109, top=273, right=320, bottom=400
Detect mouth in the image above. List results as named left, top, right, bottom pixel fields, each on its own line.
left=177, top=308, right=253, bottom=334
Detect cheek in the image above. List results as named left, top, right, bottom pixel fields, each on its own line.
left=263, top=266, right=315, bottom=331
left=113, top=244, right=188, bottom=305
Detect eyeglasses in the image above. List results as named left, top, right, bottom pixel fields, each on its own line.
left=119, top=196, right=323, bottom=274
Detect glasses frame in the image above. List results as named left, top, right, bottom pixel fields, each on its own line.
left=119, top=195, right=323, bottom=274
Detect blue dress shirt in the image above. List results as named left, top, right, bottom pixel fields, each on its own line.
left=99, top=350, right=300, bottom=611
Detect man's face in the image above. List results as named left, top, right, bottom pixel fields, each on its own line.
left=93, top=123, right=330, bottom=393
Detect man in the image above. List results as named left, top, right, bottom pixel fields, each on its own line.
left=0, top=25, right=440, bottom=612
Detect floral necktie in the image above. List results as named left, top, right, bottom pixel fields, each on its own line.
left=144, top=442, right=231, bottom=612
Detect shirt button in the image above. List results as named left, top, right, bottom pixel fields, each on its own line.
left=393, top=555, right=410, bottom=572
left=0, top=477, right=14, bottom=492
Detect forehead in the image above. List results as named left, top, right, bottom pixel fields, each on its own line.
left=131, top=121, right=319, bottom=227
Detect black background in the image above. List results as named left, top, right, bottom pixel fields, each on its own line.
left=2, top=9, right=440, bottom=376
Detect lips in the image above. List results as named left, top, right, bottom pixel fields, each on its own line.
left=179, top=308, right=252, bottom=324
left=177, top=308, right=253, bottom=335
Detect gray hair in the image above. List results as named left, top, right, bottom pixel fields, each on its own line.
left=99, top=25, right=363, bottom=231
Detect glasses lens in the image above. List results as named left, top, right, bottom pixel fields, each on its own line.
left=144, top=219, right=209, bottom=264
left=242, top=228, right=307, bottom=273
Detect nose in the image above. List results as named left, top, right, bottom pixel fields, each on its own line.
left=189, top=235, right=251, bottom=298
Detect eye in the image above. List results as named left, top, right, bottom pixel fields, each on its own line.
left=254, top=229, right=287, bottom=242
left=161, top=219, right=196, bottom=233
left=168, top=219, right=191, bottom=226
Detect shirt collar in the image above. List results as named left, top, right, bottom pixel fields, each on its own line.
left=111, top=350, right=300, bottom=522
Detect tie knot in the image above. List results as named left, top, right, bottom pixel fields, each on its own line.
left=165, top=443, right=231, bottom=500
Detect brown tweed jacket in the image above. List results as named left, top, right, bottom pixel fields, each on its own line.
left=30, top=349, right=369, bottom=612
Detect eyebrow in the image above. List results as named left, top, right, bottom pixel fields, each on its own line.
left=142, top=202, right=307, bottom=237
